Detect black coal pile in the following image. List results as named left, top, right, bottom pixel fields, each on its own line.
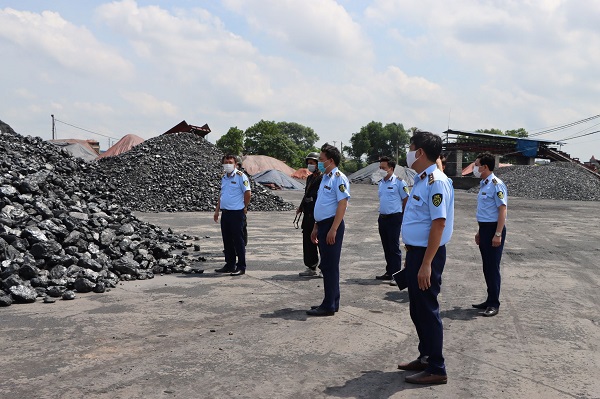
left=467, top=162, right=600, bottom=201
left=94, top=132, right=294, bottom=212
left=0, top=120, right=197, bottom=307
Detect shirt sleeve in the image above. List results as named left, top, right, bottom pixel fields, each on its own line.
left=241, top=174, right=251, bottom=192
left=335, top=176, right=351, bottom=202
left=399, top=180, right=409, bottom=200
left=428, top=180, right=449, bottom=221
left=494, top=182, right=507, bottom=207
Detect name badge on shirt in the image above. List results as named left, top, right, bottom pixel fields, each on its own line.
left=324, top=185, right=331, bottom=190
left=387, top=187, right=394, bottom=190
left=231, top=181, right=237, bottom=184
left=481, top=192, right=487, bottom=195
left=412, top=195, right=421, bottom=201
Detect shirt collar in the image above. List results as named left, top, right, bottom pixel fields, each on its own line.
left=481, top=172, right=495, bottom=185
left=327, top=166, right=339, bottom=178
left=415, top=164, right=438, bottom=183
left=383, top=173, right=395, bottom=182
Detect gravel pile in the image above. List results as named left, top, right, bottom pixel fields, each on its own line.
left=95, top=132, right=294, bottom=212
left=468, top=162, right=600, bottom=201
left=0, top=120, right=200, bottom=307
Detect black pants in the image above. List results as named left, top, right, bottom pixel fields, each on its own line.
left=221, top=209, right=246, bottom=270
left=478, top=222, right=506, bottom=308
left=378, top=212, right=403, bottom=275
left=317, top=217, right=345, bottom=312
left=405, top=245, right=446, bottom=376
left=302, top=213, right=319, bottom=268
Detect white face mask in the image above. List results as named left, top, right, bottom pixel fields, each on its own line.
left=307, top=164, right=317, bottom=173
left=473, top=165, right=482, bottom=178
left=406, top=150, right=419, bottom=169
left=223, top=164, right=235, bottom=174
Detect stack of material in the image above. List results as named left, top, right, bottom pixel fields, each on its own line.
left=349, top=163, right=417, bottom=185
left=49, top=139, right=99, bottom=162
left=292, top=168, right=311, bottom=179
left=95, top=133, right=294, bottom=212
left=467, top=162, right=600, bottom=201
left=98, top=134, right=145, bottom=158
left=0, top=120, right=197, bottom=308
left=252, top=170, right=305, bottom=190
left=241, top=155, right=296, bottom=176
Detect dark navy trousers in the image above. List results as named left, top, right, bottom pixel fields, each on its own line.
left=405, top=245, right=446, bottom=376
left=378, top=212, right=403, bottom=275
left=478, top=223, right=506, bottom=308
left=221, top=209, right=246, bottom=270
left=317, top=217, right=345, bottom=312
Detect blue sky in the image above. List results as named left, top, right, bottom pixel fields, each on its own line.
left=1, top=0, right=599, bottom=161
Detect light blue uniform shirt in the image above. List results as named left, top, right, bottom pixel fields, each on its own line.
left=219, top=169, right=250, bottom=210
left=476, top=173, right=508, bottom=222
left=378, top=174, right=409, bottom=214
left=401, top=164, right=454, bottom=247
left=314, top=167, right=350, bottom=222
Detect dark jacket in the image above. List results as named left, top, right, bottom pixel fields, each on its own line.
left=299, top=172, right=323, bottom=228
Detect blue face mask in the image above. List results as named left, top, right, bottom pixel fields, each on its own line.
left=317, top=161, right=326, bottom=173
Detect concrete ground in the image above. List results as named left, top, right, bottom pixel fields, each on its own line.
left=1, top=185, right=599, bottom=399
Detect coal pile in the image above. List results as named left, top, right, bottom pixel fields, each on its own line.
left=0, top=120, right=198, bottom=307
left=467, top=162, right=600, bottom=201
left=94, top=132, right=294, bottom=212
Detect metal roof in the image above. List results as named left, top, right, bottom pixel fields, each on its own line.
left=443, top=129, right=565, bottom=145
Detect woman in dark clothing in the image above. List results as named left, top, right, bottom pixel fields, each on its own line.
left=297, top=152, right=323, bottom=277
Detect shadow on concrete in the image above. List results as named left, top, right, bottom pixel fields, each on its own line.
left=174, top=272, right=234, bottom=279
left=323, top=369, right=426, bottom=398
left=265, top=274, right=320, bottom=282
left=344, top=278, right=383, bottom=286
left=383, top=290, right=409, bottom=304
left=259, top=308, right=308, bottom=321
left=441, top=306, right=479, bottom=321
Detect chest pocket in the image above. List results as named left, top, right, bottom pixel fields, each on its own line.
left=407, top=193, right=425, bottom=211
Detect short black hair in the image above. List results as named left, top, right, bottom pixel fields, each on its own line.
left=321, top=143, right=341, bottom=166
left=379, top=156, right=396, bottom=169
left=476, top=152, right=496, bottom=171
left=221, top=154, right=236, bottom=163
left=410, top=131, right=442, bottom=162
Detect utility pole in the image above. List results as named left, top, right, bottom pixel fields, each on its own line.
left=332, top=140, right=337, bottom=150
left=51, top=114, right=55, bottom=140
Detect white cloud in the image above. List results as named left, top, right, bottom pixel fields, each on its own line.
left=223, top=0, right=372, bottom=61
left=0, top=7, right=134, bottom=79
left=120, top=91, right=178, bottom=117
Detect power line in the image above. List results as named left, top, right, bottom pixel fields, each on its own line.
left=559, top=130, right=600, bottom=141
left=528, top=114, right=600, bottom=137
left=54, top=118, right=118, bottom=140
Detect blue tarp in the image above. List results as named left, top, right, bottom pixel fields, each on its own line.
left=516, top=139, right=539, bottom=157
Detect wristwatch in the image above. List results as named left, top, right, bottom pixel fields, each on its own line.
left=494, top=232, right=502, bottom=237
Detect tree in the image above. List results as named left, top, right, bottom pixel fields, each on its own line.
left=244, top=120, right=300, bottom=166
left=277, top=122, right=319, bottom=153
left=216, top=127, right=244, bottom=155
left=384, top=122, right=410, bottom=164
left=505, top=128, right=528, bottom=138
left=346, top=121, right=411, bottom=165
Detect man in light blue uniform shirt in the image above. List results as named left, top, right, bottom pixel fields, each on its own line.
left=213, top=154, right=251, bottom=276
left=398, top=131, right=454, bottom=385
left=376, top=156, right=409, bottom=281
left=307, top=143, right=350, bottom=316
left=472, top=152, right=508, bottom=317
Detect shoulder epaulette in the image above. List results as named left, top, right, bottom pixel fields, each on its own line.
left=419, top=172, right=427, bottom=180
left=335, top=171, right=340, bottom=177
left=492, top=178, right=498, bottom=184
left=328, top=172, right=333, bottom=177
left=236, top=170, right=243, bottom=176
left=428, top=173, right=435, bottom=185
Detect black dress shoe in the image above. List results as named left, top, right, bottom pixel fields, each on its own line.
left=375, top=273, right=392, bottom=281
left=472, top=302, right=488, bottom=310
left=215, top=266, right=235, bottom=273
left=481, top=307, right=499, bottom=317
left=310, top=305, right=338, bottom=312
left=405, top=371, right=447, bottom=385
left=230, top=268, right=245, bottom=276
left=306, top=307, right=335, bottom=316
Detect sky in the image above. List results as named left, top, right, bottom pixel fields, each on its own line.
left=1, top=0, right=599, bottom=161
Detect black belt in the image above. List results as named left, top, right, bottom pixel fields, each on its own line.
left=316, top=216, right=335, bottom=225
left=478, top=221, right=498, bottom=226
left=222, top=209, right=244, bottom=213
left=379, top=212, right=402, bottom=219
left=404, top=244, right=445, bottom=251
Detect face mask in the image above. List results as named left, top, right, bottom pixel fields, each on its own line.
left=307, top=164, right=316, bottom=173
left=223, top=164, right=235, bottom=174
left=406, top=150, right=419, bottom=169
left=473, top=165, right=482, bottom=178
left=317, top=161, right=327, bottom=173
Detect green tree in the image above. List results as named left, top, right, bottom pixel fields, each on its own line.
left=277, top=122, right=319, bottom=153
left=244, top=120, right=300, bottom=167
left=216, top=127, right=245, bottom=155
left=384, top=122, right=410, bottom=164
left=347, top=121, right=411, bottom=165
left=505, top=128, right=528, bottom=138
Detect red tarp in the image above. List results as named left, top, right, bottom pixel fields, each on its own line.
left=241, top=155, right=295, bottom=176
left=98, top=134, right=145, bottom=158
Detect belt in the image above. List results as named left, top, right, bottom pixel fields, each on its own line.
left=404, top=244, right=445, bottom=251
left=316, top=216, right=335, bottom=225
left=379, top=212, right=402, bottom=219
left=478, top=221, right=498, bottom=226
left=221, top=209, right=244, bottom=213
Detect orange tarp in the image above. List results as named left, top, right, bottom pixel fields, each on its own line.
left=241, top=155, right=295, bottom=176
left=98, top=134, right=145, bottom=158
left=291, top=168, right=311, bottom=179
